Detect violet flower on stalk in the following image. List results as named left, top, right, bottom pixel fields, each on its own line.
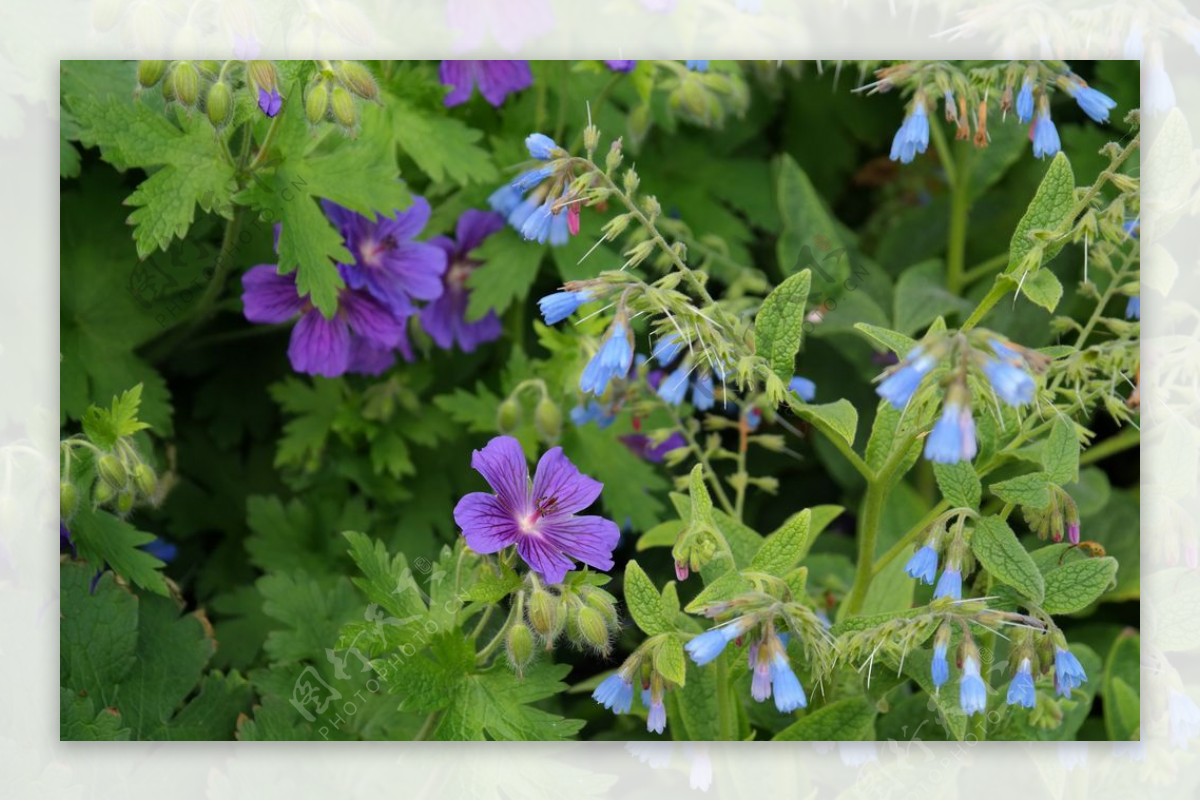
left=453, top=435, right=620, bottom=584
left=419, top=209, right=506, bottom=353
left=439, top=60, right=533, bottom=107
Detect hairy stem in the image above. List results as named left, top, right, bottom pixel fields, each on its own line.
left=945, top=142, right=972, bottom=294
left=846, top=433, right=918, bottom=615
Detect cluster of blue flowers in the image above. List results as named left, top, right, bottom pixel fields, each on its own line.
left=684, top=620, right=808, bottom=714
left=888, top=72, right=1116, bottom=164
left=488, top=133, right=578, bottom=246
left=905, top=536, right=966, bottom=601
left=876, top=336, right=1040, bottom=465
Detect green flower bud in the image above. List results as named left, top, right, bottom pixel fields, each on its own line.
left=576, top=606, right=611, bottom=655
left=60, top=482, right=78, bottom=520
left=527, top=588, right=559, bottom=641
left=196, top=61, right=222, bottom=79
left=505, top=622, right=536, bottom=676
left=137, top=60, right=168, bottom=88
left=329, top=84, right=357, bottom=128
left=205, top=81, right=233, bottom=128
left=582, top=588, right=618, bottom=626
left=533, top=397, right=562, bottom=443
left=305, top=80, right=330, bottom=125
left=171, top=62, right=200, bottom=107
left=496, top=397, right=521, bottom=434
left=133, top=464, right=157, bottom=499
left=247, top=60, right=278, bottom=93
left=116, top=490, right=135, bottom=515
left=98, top=454, right=127, bottom=490
left=161, top=74, right=176, bottom=103
left=93, top=480, right=116, bottom=507
left=337, top=61, right=379, bottom=101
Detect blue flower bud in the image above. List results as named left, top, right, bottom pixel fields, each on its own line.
left=925, top=403, right=977, bottom=464
left=525, top=132, right=560, bottom=160
left=685, top=618, right=748, bottom=666
left=1006, top=658, right=1037, bottom=708
left=1016, top=78, right=1035, bottom=123
left=592, top=673, right=634, bottom=714
left=1054, top=646, right=1087, bottom=697
left=1071, top=84, right=1117, bottom=124
left=538, top=290, right=592, bottom=325
left=905, top=544, right=939, bottom=585
left=788, top=376, right=816, bottom=402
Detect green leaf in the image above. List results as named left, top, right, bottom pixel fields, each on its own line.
left=688, top=463, right=715, bottom=526
left=754, top=269, right=812, bottom=381
left=61, top=688, right=130, bottom=741
left=1006, top=152, right=1075, bottom=274
left=893, top=260, right=972, bottom=335
left=933, top=460, right=982, bottom=509
left=81, top=384, right=151, bottom=449
left=789, top=399, right=858, bottom=448
left=853, top=322, right=917, bottom=356
left=388, top=95, right=497, bottom=185
left=989, top=471, right=1053, bottom=509
left=750, top=508, right=811, bottom=576
left=60, top=563, right=139, bottom=707
left=1042, top=417, right=1080, bottom=485
left=236, top=96, right=410, bottom=316
left=1042, top=557, right=1118, bottom=614
left=775, top=154, right=845, bottom=280
left=623, top=560, right=674, bottom=636
left=684, top=571, right=755, bottom=614
left=343, top=531, right=429, bottom=620
left=70, top=506, right=169, bottom=596
left=433, top=662, right=584, bottom=741
left=64, top=64, right=237, bottom=256
left=1102, top=630, right=1140, bottom=741
left=464, top=229, right=546, bottom=321
left=773, top=697, right=876, bottom=740
left=1019, top=269, right=1064, bottom=312
left=970, top=516, right=1045, bottom=603
left=654, top=636, right=688, bottom=687
left=636, top=519, right=685, bottom=551
left=268, top=377, right=346, bottom=470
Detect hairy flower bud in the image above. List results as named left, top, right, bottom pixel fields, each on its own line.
left=527, top=587, right=560, bottom=641
left=576, top=606, right=611, bottom=655
left=205, top=81, right=233, bottom=128
left=98, top=454, right=127, bottom=490
left=505, top=622, right=536, bottom=675
left=137, top=60, right=168, bottom=88
left=247, top=60, right=278, bottom=93
left=93, top=480, right=116, bottom=507
left=330, top=85, right=357, bottom=128
left=337, top=61, right=379, bottom=101
left=305, top=80, right=330, bottom=125
left=116, top=490, right=135, bottom=515
left=171, top=62, right=200, bottom=107
left=60, top=481, right=78, bottom=520
left=534, top=397, right=562, bottom=443
left=582, top=588, right=619, bottom=626
left=496, top=397, right=521, bottom=434
left=605, top=138, right=624, bottom=172
left=134, top=463, right=157, bottom=499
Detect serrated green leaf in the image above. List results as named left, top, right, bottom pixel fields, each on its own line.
left=82, top=384, right=151, bottom=449
left=853, top=322, right=917, bottom=356
left=933, top=460, right=982, bottom=509
left=388, top=95, right=497, bottom=185
left=61, top=688, right=130, bottom=740
left=654, top=636, right=688, bottom=686
left=236, top=95, right=410, bottom=316
left=754, top=269, right=812, bottom=381
left=433, top=662, right=584, bottom=741
left=971, top=516, right=1044, bottom=603
left=1042, top=556, right=1118, bottom=614
left=1006, top=152, right=1075, bottom=274
left=1042, top=417, right=1080, bottom=485
left=624, top=560, right=674, bottom=636
left=464, top=229, right=546, bottom=321
left=773, top=697, right=876, bottom=740
left=69, top=506, right=169, bottom=596
left=790, top=398, right=858, bottom=448
left=565, top=425, right=668, bottom=532
left=750, top=508, right=810, bottom=576
left=989, top=471, right=1052, bottom=509
left=343, top=531, right=428, bottom=619
left=60, top=562, right=139, bottom=707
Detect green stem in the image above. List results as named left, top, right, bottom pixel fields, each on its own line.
left=846, top=433, right=917, bottom=615
left=669, top=408, right=737, bottom=517
left=734, top=414, right=749, bottom=522
left=960, top=282, right=1009, bottom=333
left=244, top=110, right=285, bottom=173
left=413, top=711, right=441, bottom=741
left=929, top=115, right=958, bottom=188
left=715, top=654, right=737, bottom=739
left=945, top=141, right=972, bottom=295
left=801, top=412, right=874, bottom=481
left=871, top=499, right=950, bottom=576
left=1079, top=426, right=1140, bottom=466
left=961, top=253, right=1008, bottom=286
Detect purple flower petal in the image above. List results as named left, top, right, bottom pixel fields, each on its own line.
left=540, top=515, right=620, bottom=573
left=468, top=435, right=530, bottom=512
left=288, top=310, right=351, bottom=377
left=439, top=60, right=477, bottom=107
left=516, top=536, right=577, bottom=585
left=455, top=209, right=507, bottom=253
left=474, top=60, right=533, bottom=106
left=453, top=492, right=521, bottom=553
left=531, top=446, right=603, bottom=516
left=378, top=196, right=434, bottom=244
left=383, top=241, right=448, bottom=301
left=347, top=335, right=398, bottom=375
left=242, top=265, right=302, bottom=323
left=339, top=289, right=405, bottom=348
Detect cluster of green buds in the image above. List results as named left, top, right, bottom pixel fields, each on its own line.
left=495, top=379, right=563, bottom=445
left=303, top=60, right=380, bottom=133
left=506, top=572, right=621, bottom=675
left=619, top=61, right=748, bottom=144
left=61, top=435, right=159, bottom=521
left=135, top=59, right=284, bottom=130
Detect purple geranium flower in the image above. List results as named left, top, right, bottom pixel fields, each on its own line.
left=257, top=87, right=282, bottom=117
left=439, top=60, right=533, bottom=107
left=242, top=263, right=409, bottom=378
left=322, top=197, right=447, bottom=318
left=453, top=436, right=620, bottom=584
left=419, top=210, right=505, bottom=353
left=605, top=60, right=637, bottom=72
left=620, top=431, right=687, bottom=463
